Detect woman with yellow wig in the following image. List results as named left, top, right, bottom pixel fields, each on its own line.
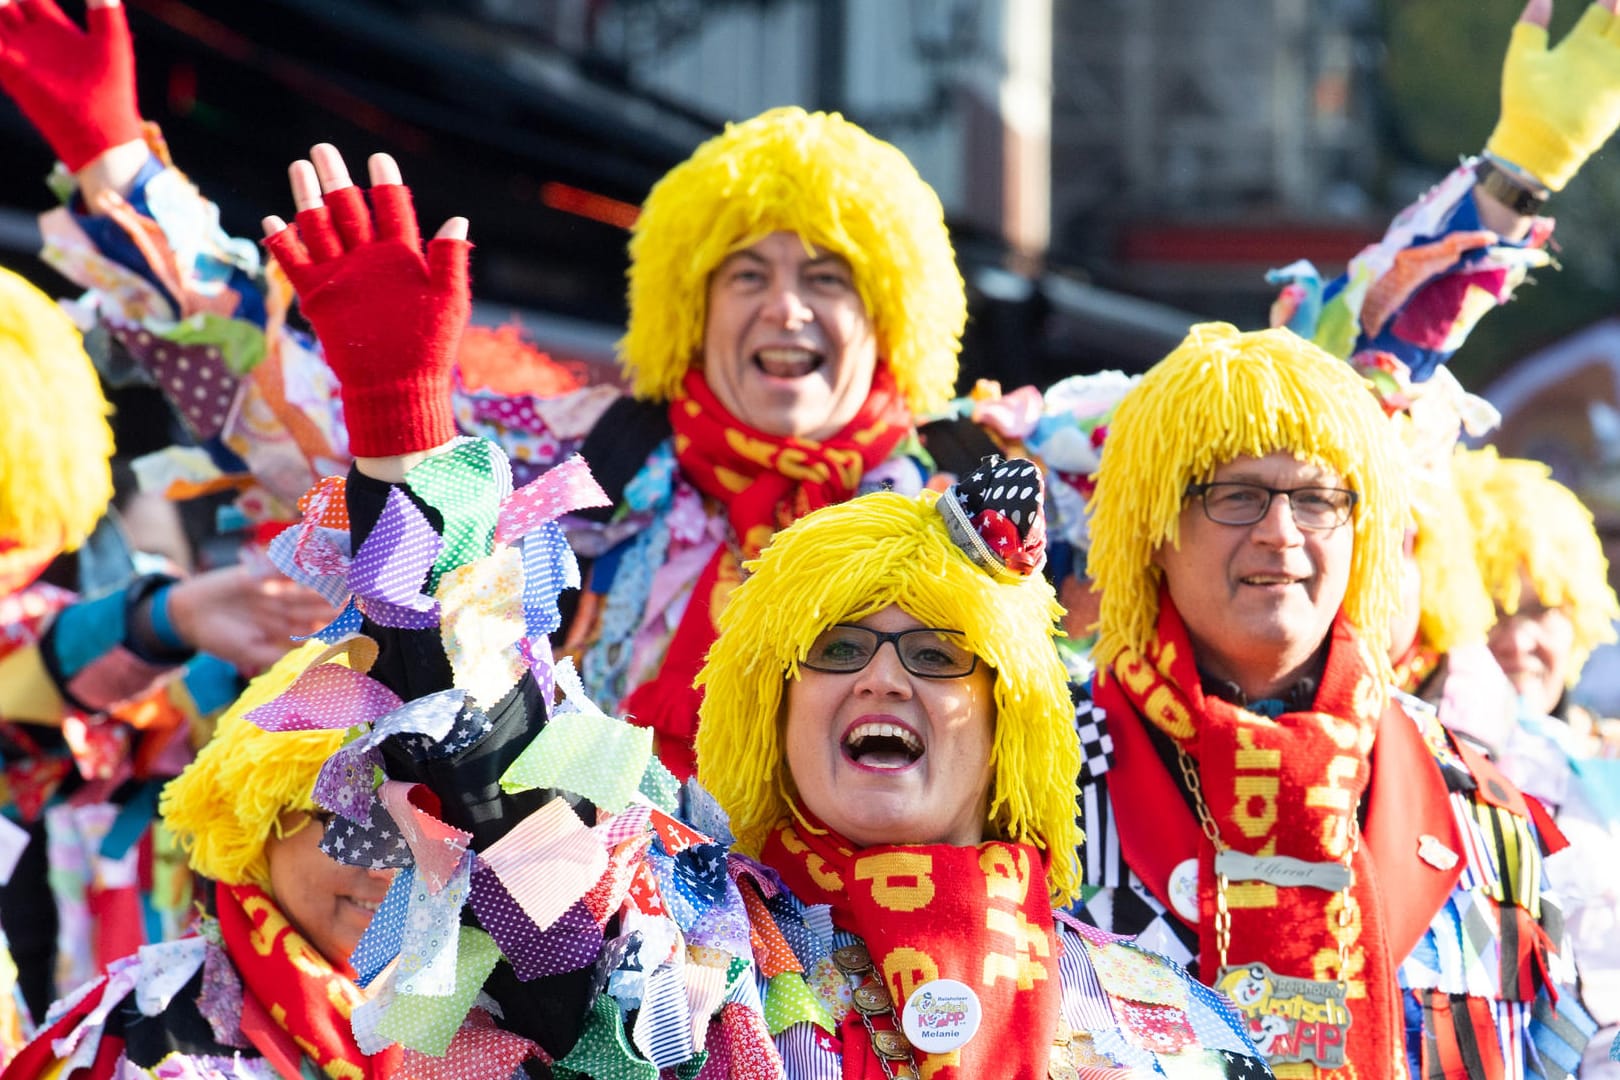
left=1452, top=449, right=1620, bottom=1080
left=1456, top=447, right=1620, bottom=731
left=1, top=641, right=399, bottom=1079
left=695, top=457, right=1271, bottom=1078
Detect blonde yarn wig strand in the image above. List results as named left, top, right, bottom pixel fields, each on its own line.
left=1456, top=447, right=1619, bottom=681
left=159, top=641, right=349, bottom=888
left=0, top=267, right=114, bottom=554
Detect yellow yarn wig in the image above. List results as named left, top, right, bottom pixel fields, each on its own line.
left=620, top=106, right=965, bottom=415
left=1406, top=461, right=1495, bottom=655
left=1089, top=323, right=1408, bottom=671
left=694, top=489, right=1081, bottom=904
left=160, top=641, right=349, bottom=888
left=0, top=266, right=114, bottom=555
left=1455, top=447, right=1619, bottom=682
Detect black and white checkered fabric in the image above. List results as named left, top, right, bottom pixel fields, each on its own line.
left=1070, top=771, right=1203, bottom=980
left=1074, top=696, right=1115, bottom=783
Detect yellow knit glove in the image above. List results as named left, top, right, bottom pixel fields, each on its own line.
left=1487, top=3, right=1620, bottom=191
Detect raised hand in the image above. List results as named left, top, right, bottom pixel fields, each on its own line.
left=1487, top=0, right=1620, bottom=191
left=262, top=146, right=470, bottom=461
left=0, top=0, right=142, bottom=171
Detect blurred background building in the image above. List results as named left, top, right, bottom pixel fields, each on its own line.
left=4, top=0, right=1620, bottom=694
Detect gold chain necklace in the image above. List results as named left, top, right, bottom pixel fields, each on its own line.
left=1176, top=743, right=1358, bottom=1070
left=831, top=941, right=1085, bottom=1079
left=832, top=943, right=920, bottom=1080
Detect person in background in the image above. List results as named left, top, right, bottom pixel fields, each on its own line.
left=1457, top=448, right=1620, bottom=737
left=0, top=640, right=398, bottom=1079
left=1455, top=445, right=1620, bottom=1079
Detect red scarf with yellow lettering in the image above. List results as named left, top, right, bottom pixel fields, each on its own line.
left=217, top=882, right=401, bottom=1080
left=763, top=807, right=1060, bottom=1080
left=1093, top=591, right=1401, bottom=1079
left=624, top=368, right=910, bottom=778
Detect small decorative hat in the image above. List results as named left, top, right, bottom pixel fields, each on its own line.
left=938, top=456, right=1047, bottom=581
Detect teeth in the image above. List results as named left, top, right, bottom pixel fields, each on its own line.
left=756, top=347, right=820, bottom=377
left=1243, top=576, right=1297, bottom=585
left=845, top=722, right=923, bottom=755
left=351, top=899, right=380, bottom=912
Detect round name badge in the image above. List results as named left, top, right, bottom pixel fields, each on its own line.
left=900, top=979, right=982, bottom=1053
left=1169, top=858, right=1200, bottom=923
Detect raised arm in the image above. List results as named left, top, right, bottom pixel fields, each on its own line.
left=261, top=145, right=468, bottom=469
left=1273, top=0, right=1620, bottom=381
left=0, top=0, right=144, bottom=192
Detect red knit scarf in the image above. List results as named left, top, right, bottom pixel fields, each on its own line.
left=624, top=368, right=910, bottom=778
left=1093, top=593, right=1402, bottom=1078
left=1, top=885, right=398, bottom=1080
left=217, top=882, right=401, bottom=1080
left=762, top=808, right=1061, bottom=1080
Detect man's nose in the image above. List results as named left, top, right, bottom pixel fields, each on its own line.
left=1249, top=492, right=1305, bottom=544
left=762, top=282, right=813, bottom=328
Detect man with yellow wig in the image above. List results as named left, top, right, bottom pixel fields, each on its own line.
left=1066, top=2, right=1620, bottom=1071
left=574, top=106, right=981, bottom=779
left=2, top=641, right=400, bottom=1078
left=1076, top=322, right=1585, bottom=1078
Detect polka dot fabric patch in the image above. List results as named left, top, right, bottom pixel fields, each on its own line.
left=499, top=703, right=652, bottom=814
left=467, top=865, right=603, bottom=982
left=374, top=926, right=502, bottom=1057
left=399, top=1006, right=541, bottom=1080
left=405, top=438, right=510, bottom=586
left=110, top=322, right=241, bottom=440
left=245, top=663, right=402, bottom=732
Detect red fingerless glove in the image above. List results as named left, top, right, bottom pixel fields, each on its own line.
left=265, top=184, right=470, bottom=458
left=0, top=0, right=142, bottom=172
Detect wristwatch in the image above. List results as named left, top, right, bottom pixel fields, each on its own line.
left=1476, top=155, right=1549, bottom=217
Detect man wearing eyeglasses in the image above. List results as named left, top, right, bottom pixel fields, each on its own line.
left=1160, top=470, right=1359, bottom=709
left=1074, top=322, right=1586, bottom=1078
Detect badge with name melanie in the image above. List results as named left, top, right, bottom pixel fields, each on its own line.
left=1215, top=962, right=1352, bottom=1069
left=900, top=979, right=982, bottom=1053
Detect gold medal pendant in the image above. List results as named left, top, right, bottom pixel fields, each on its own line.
left=1214, top=962, right=1352, bottom=1069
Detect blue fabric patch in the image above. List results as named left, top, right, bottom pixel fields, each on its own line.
left=49, top=588, right=128, bottom=676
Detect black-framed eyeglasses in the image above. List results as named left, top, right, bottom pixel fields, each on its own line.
left=1184, top=481, right=1358, bottom=531
left=802, top=624, right=979, bottom=679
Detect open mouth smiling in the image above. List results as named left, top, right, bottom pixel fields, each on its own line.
left=755, top=346, right=823, bottom=379
left=842, top=720, right=924, bottom=771
left=1239, top=574, right=1305, bottom=587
